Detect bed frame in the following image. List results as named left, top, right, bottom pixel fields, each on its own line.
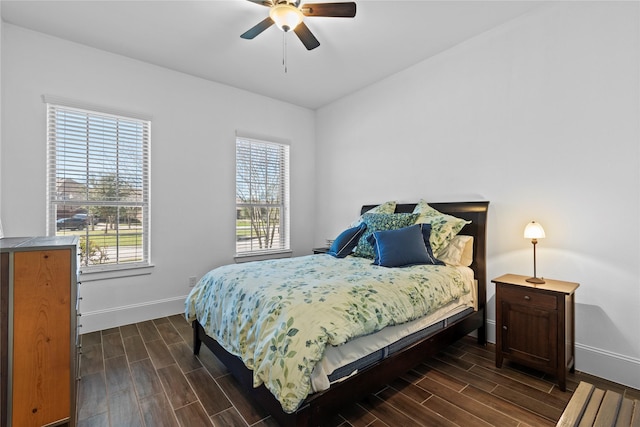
left=192, top=201, right=489, bottom=426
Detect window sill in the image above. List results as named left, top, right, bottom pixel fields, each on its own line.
left=234, top=250, right=292, bottom=264
left=79, top=264, right=155, bottom=282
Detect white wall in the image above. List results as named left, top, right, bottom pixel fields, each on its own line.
left=1, top=24, right=316, bottom=332
left=315, top=3, right=640, bottom=388
left=0, top=5, right=3, bottom=236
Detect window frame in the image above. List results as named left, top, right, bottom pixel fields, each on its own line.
left=235, top=136, right=291, bottom=259
left=44, top=96, right=152, bottom=276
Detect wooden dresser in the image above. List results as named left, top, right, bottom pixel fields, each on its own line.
left=1, top=236, right=79, bottom=427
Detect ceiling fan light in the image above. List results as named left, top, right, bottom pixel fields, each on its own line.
left=269, top=4, right=303, bottom=32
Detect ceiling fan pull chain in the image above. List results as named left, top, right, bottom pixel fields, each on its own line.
left=282, top=32, right=288, bottom=73
left=282, top=32, right=285, bottom=71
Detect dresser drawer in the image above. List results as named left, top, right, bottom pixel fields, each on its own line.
left=498, top=284, right=557, bottom=310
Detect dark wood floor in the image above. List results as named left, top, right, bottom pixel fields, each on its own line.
left=77, top=315, right=640, bottom=427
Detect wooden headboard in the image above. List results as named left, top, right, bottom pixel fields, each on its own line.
left=361, top=201, right=490, bottom=340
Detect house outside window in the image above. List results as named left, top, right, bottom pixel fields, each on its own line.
left=45, top=99, right=151, bottom=272
left=235, top=137, right=290, bottom=257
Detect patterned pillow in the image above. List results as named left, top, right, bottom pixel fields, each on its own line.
left=353, top=212, right=419, bottom=259
left=412, top=199, right=471, bottom=254
left=350, top=200, right=397, bottom=227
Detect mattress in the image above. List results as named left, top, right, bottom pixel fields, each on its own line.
left=186, top=255, right=474, bottom=413
left=310, top=265, right=476, bottom=392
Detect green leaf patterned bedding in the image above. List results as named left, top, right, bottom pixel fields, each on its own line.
left=185, top=254, right=470, bottom=413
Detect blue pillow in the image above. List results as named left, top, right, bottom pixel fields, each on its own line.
left=417, top=223, right=445, bottom=266
left=327, top=223, right=367, bottom=258
left=354, top=212, right=419, bottom=259
left=368, top=224, right=444, bottom=267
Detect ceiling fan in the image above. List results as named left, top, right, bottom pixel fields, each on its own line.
left=240, top=0, right=357, bottom=51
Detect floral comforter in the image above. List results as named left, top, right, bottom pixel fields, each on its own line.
left=185, top=254, right=470, bottom=413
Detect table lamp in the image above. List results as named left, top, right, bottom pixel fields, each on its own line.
left=524, top=221, right=545, bottom=284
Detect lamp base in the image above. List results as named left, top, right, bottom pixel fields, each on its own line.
left=526, top=276, right=545, bottom=285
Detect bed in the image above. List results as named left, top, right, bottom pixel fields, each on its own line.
left=187, top=201, right=489, bottom=426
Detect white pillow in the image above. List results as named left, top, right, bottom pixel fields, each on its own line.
left=435, top=235, right=474, bottom=267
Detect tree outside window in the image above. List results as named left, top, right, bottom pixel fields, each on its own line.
left=46, top=101, right=150, bottom=270
left=236, top=138, right=290, bottom=255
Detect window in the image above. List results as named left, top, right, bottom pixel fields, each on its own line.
left=46, top=100, right=150, bottom=271
left=236, top=137, right=290, bottom=256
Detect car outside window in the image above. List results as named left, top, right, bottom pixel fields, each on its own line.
left=45, top=99, right=151, bottom=272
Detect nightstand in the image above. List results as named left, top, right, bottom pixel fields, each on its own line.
left=492, top=274, right=579, bottom=391
left=312, top=247, right=330, bottom=254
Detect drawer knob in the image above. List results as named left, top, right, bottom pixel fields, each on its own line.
left=524, top=295, right=531, bottom=301
left=503, top=325, right=508, bottom=330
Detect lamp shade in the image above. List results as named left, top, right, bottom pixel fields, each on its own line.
left=270, top=4, right=304, bottom=32
left=524, top=221, right=545, bottom=239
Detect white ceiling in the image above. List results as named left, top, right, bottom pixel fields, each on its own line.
left=1, top=0, right=543, bottom=109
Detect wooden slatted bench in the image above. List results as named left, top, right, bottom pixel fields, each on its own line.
left=557, top=381, right=640, bottom=427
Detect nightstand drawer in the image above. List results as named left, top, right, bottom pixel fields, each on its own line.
left=498, top=284, right=557, bottom=310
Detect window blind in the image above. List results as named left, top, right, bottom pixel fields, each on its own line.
left=46, top=103, right=151, bottom=270
left=236, top=137, right=290, bottom=255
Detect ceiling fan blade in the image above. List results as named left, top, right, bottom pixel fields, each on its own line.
left=246, top=0, right=272, bottom=6
left=293, top=21, right=320, bottom=50
left=240, top=17, right=274, bottom=39
left=300, top=2, right=356, bottom=18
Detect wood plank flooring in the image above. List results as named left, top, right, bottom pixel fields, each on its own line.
left=77, top=315, right=640, bottom=427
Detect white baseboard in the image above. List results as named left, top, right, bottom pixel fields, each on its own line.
left=574, top=343, right=640, bottom=390
left=484, top=319, right=640, bottom=390
left=78, top=296, right=186, bottom=334
left=486, top=319, right=497, bottom=343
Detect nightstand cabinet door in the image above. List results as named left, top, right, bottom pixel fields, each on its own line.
left=499, top=289, right=559, bottom=370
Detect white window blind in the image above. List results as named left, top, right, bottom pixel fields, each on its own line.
left=236, top=137, right=290, bottom=256
left=46, top=102, right=151, bottom=270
